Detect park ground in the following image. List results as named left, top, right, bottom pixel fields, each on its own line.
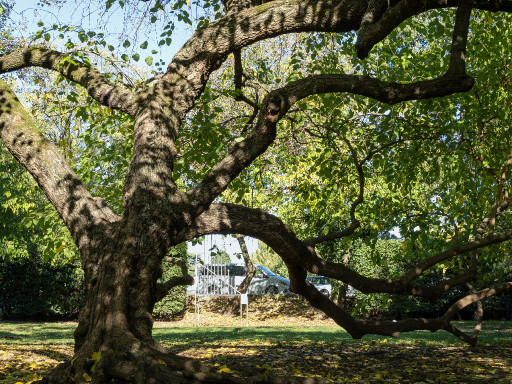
left=1, top=296, right=512, bottom=384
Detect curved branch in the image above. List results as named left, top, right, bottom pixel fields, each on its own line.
left=185, top=69, right=475, bottom=218
left=0, top=47, right=140, bottom=116
left=0, top=80, right=120, bottom=249
left=177, top=203, right=512, bottom=342
left=177, top=203, right=512, bottom=300
left=401, top=229, right=512, bottom=283
left=304, top=221, right=361, bottom=246
left=442, top=281, right=512, bottom=322
left=175, top=0, right=512, bottom=66
left=279, top=72, right=475, bottom=106
left=159, top=0, right=508, bottom=132
left=185, top=92, right=283, bottom=215
left=356, top=0, right=481, bottom=59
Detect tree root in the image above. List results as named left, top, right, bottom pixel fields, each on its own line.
left=34, top=346, right=327, bottom=384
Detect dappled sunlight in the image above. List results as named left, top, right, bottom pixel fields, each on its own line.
left=3, top=320, right=512, bottom=384
left=2, top=0, right=512, bottom=382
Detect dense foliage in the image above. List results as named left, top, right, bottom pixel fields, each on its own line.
left=1, top=0, right=512, bottom=383
left=337, top=240, right=512, bottom=320
left=0, top=257, right=83, bottom=319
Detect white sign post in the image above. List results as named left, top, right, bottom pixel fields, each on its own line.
left=240, top=293, right=249, bottom=327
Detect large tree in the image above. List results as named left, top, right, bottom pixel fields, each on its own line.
left=1, top=0, right=512, bottom=383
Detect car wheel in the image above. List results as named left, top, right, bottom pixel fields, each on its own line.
left=265, top=285, right=278, bottom=294
left=320, top=289, right=330, bottom=297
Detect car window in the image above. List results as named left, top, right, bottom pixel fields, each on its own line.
left=255, top=269, right=269, bottom=278
left=228, top=265, right=246, bottom=276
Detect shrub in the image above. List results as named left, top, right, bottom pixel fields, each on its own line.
left=0, top=258, right=83, bottom=319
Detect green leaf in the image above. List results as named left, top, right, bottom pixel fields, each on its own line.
left=123, top=40, right=131, bottom=48
left=145, top=56, right=153, bottom=66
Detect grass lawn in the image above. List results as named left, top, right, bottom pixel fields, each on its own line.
left=1, top=321, right=511, bottom=383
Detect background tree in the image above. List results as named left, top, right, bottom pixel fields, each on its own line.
left=0, top=1, right=512, bottom=383
left=235, top=234, right=257, bottom=293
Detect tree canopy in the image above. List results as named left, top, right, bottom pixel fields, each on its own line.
left=1, top=0, right=512, bottom=383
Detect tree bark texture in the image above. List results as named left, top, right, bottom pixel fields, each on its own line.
left=1, top=0, right=512, bottom=383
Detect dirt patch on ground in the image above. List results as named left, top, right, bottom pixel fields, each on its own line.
left=160, top=295, right=337, bottom=327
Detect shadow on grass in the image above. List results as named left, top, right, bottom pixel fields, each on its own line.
left=157, top=336, right=512, bottom=384
left=0, top=321, right=75, bottom=345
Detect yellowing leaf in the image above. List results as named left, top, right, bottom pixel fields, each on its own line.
left=158, top=358, right=167, bottom=366
left=91, top=351, right=101, bottom=372
left=55, top=242, right=65, bottom=253
left=83, top=373, right=92, bottom=382
left=217, top=365, right=233, bottom=373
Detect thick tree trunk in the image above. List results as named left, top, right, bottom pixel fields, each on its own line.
left=36, top=222, right=293, bottom=384
left=38, top=228, right=324, bottom=384
left=39, top=232, right=208, bottom=383
left=39, top=225, right=184, bottom=384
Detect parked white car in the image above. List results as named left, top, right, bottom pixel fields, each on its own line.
left=187, top=263, right=289, bottom=295
left=306, top=276, right=332, bottom=297
left=306, top=276, right=355, bottom=298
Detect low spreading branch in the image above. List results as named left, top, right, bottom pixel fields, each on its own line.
left=178, top=203, right=512, bottom=303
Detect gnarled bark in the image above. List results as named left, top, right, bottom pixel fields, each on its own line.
left=2, top=0, right=512, bottom=383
